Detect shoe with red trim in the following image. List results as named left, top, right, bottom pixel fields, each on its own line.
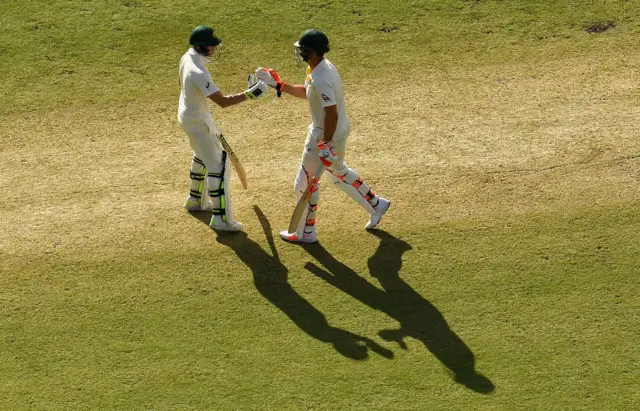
left=279, top=230, right=318, bottom=244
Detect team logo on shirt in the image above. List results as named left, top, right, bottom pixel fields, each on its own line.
left=206, top=82, right=210, bottom=89
left=321, top=94, right=331, bottom=101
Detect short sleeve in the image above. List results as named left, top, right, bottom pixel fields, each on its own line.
left=192, top=70, right=220, bottom=97
left=313, top=79, right=336, bottom=107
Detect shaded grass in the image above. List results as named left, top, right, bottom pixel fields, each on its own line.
left=1, top=0, right=639, bottom=410
left=1, top=203, right=638, bottom=410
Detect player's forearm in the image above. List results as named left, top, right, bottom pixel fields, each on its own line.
left=281, top=83, right=307, bottom=99
left=210, top=93, right=247, bottom=108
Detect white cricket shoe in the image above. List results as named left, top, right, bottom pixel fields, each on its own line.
left=210, top=219, right=243, bottom=232
left=185, top=196, right=213, bottom=212
left=366, top=197, right=390, bottom=230
left=279, top=230, right=318, bottom=244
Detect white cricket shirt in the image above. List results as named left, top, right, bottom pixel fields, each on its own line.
left=178, top=48, right=220, bottom=121
left=305, top=59, right=350, bottom=142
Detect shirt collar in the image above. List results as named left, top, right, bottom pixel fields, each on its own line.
left=189, top=47, right=211, bottom=66
left=308, top=58, right=327, bottom=78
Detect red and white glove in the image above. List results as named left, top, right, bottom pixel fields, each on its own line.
left=256, top=67, right=285, bottom=97
left=317, top=141, right=337, bottom=166
left=310, top=175, right=321, bottom=192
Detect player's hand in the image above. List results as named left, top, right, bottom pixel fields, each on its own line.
left=247, top=73, right=258, bottom=88
left=244, top=80, right=267, bottom=100
left=317, top=141, right=337, bottom=166
left=256, top=67, right=284, bottom=97
left=256, top=67, right=281, bottom=88
left=309, top=172, right=322, bottom=193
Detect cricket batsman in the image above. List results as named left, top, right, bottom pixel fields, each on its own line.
left=256, top=29, right=390, bottom=243
left=178, top=25, right=267, bottom=231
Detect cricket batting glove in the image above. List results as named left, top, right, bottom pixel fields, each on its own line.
left=244, top=80, right=267, bottom=100
left=256, top=67, right=284, bottom=97
left=317, top=141, right=337, bottom=166
left=311, top=175, right=321, bottom=190
left=247, top=73, right=258, bottom=88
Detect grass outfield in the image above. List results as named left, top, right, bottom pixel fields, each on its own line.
left=1, top=0, right=639, bottom=410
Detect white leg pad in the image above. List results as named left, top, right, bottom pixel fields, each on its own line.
left=208, top=151, right=234, bottom=223
left=188, top=156, right=207, bottom=201
left=327, top=168, right=376, bottom=215
left=293, top=165, right=320, bottom=238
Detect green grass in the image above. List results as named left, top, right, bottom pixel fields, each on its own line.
left=1, top=0, right=639, bottom=410
left=1, top=0, right=638, bottom=114
left=2, top=205, right=638, bottom=409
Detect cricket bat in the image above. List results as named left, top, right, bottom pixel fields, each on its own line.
left=287, top=164, right=324, bottom=233
left=218, top=134, right=248, bottom=190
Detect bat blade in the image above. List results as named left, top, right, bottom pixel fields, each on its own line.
left=287, top=164, right=324, bottom=233
left=218, top=134, right=248, bottom=190
left=230, top=156, right=248, bottom=189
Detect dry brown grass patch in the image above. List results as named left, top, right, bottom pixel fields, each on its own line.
left=1, top=52, right=639, bottom=268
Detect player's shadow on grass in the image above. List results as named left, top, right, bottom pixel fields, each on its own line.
left=187, top=210, right=213, bottom=225
left=211, top=206, right=393, bottom=361
left=302, top=231, right=495, bottom=394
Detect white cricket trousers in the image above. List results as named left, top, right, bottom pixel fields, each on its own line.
left=179, top=116, right=234, bottom=222
left=293, top=132, right=378, bottom=236
left=179, top=116, right=224, bottom=170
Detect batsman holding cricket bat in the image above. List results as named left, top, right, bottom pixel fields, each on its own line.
left=178, top=26, right=267, bottom=232
left=257, top=29, right=390, bottom=243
